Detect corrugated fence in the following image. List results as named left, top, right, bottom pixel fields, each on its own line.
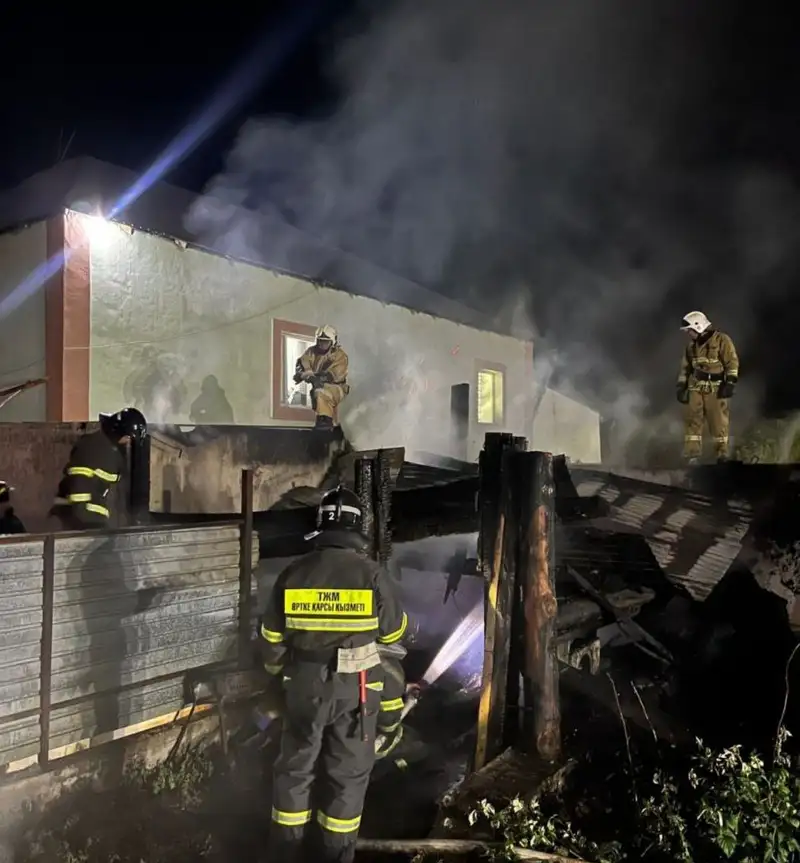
left=0, top=523, right=258, bottom=769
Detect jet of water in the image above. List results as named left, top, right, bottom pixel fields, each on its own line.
left=422, top=599, right=484, bottom=687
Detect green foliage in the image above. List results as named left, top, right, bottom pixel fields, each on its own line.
left=124, top=743, right=215, bottom=806
left=464, top=730, right=800, bottom=863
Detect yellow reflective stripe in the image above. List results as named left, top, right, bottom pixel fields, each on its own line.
left=260, top=624, right=283, bottom=644
left=285, top=617, right=378, bottom=633
left=378, top=612, right=408, bottom=645
left=317, top=811, right=361, bottom=834
left=380, top=720, right=401, bottom=732
left=264, top=663, right=283, bottom=675
left=684, top=435, right=702, bottom=441
left=284, top=588, right=374, bottom=617
left=66, top=467, right=95, bottom=478
left=85, top=503, right=110, bottom=517
left=366, top=681, right=384, bottom=692
left=381, top=697, right=404, bottom=712
left=66, top=466, right=120, bottom=482
left=67, top=493, right=92, bottom=502
left=271, top=807, right=312, bottom=827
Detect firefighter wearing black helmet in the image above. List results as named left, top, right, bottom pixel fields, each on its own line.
left=51, top=407, right=147, bottom=530
left=260, top=485, right=407, bottom=863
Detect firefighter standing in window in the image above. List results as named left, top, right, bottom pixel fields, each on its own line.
left=0, top=480, right=27, bottom=534
left=676, top=311, right=739, bottom=464
left=260, top=485, right=408, bottom=863
left=293, top=325, right=350, bottom=430
left=51, top=407, right=148, bottom=530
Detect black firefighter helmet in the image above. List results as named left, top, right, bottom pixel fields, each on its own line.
left=316, top=485, right=363, bottom=533
left=99, top=407, right=148, bottom=443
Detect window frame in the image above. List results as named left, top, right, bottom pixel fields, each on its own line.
left=474, top=359, right=507, bottom=427
left=272, top=318, right=318, bottom=422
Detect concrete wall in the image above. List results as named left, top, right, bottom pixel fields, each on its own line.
left=532, top=387, right=602, bottom=464
left=0, top=223, right=47, bottom=421
left=149, top=425, right=348, bottom=514
left=88, top=228, right=536, bottom=463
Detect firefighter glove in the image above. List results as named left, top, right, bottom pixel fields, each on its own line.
left=717, top=380, right=736, bottom=399
left=308, top=375, right=323, bottom=390
left=676, top=384, right=690, bottom=405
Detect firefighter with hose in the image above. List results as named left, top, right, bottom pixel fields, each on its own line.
left=50, top=407, right=148, bottom=530
left=259, top=485, right=408, bottom=863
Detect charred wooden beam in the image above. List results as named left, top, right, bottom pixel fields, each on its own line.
left=515, top=450, right=561, bottom=762
left=355, top=456, right=377, bottom=559
left=474, top=434, right=527, bottom=769
left=375, top=449, right=393, bottom=566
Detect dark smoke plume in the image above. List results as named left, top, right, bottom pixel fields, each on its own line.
left=187, top=0, right=800, bottom=449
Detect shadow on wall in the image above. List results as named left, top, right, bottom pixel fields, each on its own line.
left=189, top=376, right=235, bottom=425
left=122, top=347, right=188, bottom=423
left=66, top=537, right=162, bottom=783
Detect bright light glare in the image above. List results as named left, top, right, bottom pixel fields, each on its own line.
left=81, top=214, right=120, bottom=249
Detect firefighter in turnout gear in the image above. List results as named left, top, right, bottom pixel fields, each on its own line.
left=0, top=480, right=27, bottom=534
left=293, top=325, right=350, bottom=430
left=260, top=485, right=408, bottom=863
left=677, top=311, right=739, bottom=463
left=51, top=408, right=148, bottom=530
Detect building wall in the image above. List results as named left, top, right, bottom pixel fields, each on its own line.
left=0, top=223, right=47, bottom=421
left=88, top=227, right=537, bottom=462
left=531, top=387, right=602, bottom=464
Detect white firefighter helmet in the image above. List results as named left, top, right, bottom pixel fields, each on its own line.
left=315, top=324, right=338, bottom=345
left=680, top=311, right=712, bottom=335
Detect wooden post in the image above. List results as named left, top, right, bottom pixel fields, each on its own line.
left=477, top=433, right=514, bottom=578
left=515, top=451, right=561, bottom=761
left=238, top=469, right=254, bottom=660
left=355, top=456, right=377, bottom=560
left=474, top=434, right=527, bottom=770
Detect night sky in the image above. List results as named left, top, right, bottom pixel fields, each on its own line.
left=1, top=1, right=799, bottom=417
left=0, top=1, right=359, bottom=192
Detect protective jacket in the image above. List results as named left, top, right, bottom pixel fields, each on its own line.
left=53, top=430, right=125, bottom=528
left=677, top=329, right=739, bottom=392
left=261, top=529, right=407, bottom=863
left=296, top=345, right=350, bottom=392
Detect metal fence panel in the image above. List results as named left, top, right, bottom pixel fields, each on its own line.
left=0, top=538, right=44, bottom=765
left=48, top=525, right=258, bottom=752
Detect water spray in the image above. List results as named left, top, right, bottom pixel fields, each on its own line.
left=421, top=599, right=484, bottom=687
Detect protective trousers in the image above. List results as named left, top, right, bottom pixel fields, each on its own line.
left=270, top=662, right=381, bottom=863
left=683, top=389, right=730, bottom=459
left=312, top=383, right=347, bottom=421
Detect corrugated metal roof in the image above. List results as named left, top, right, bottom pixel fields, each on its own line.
left=570, top=468, right=753, bottom=599
left=0, top=538, right=44, bottom=765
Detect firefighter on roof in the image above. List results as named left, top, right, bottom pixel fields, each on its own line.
left=260, top=484, right=408, bottom=863
left=293, top=325, right=350, bottom=430
left=51, top=407, right=148, bottom=530
left=676, top=311, right=739, bottom=464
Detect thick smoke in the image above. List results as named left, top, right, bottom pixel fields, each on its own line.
left=187, top=0, right=800, bottom=461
